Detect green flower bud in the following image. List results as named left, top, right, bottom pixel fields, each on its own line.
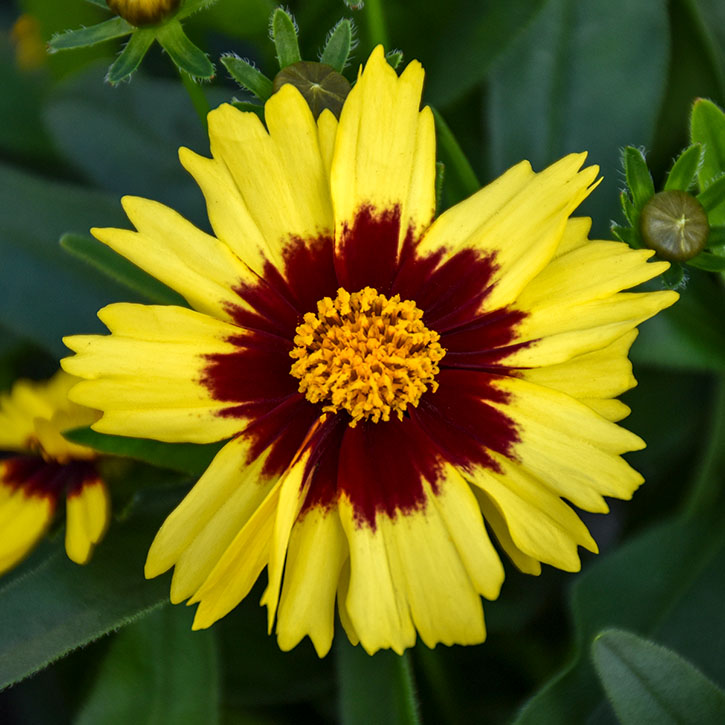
left=273, top=61, right=351, bottom=118
left=640, top=190, right=709, bottom=262
left=106, top=0, right=180, bottom=27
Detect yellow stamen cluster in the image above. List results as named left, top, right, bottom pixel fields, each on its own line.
left=290, top=287, right=445, bottom=427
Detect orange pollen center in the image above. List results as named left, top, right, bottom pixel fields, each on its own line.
left=289, top=287, right=445, bottom=427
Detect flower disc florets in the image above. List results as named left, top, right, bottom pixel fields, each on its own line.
left=106, top=0, right=180, bottom=26
left=290, top=287, right=445, bottom=426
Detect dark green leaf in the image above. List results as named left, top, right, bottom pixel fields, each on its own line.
left=686, top=251, right=725, bottom=271
left=44, top=67, right=227, bottom=218
left=64, top=427, right=224, bottom=477
left=515, top=517, right=725, bottom=724
left=624, top=147, right=656, bottom=211
left=338, top=639, right=421, bottom=725
left=0, top=492, right=179, bottom=690
left=488, top=0, right=668, bottom=236
left=156, top=21, right=215, bottom=80
left=48, top=17, right=132, bottom=52
left=320, top=18, right=354, bottom=72
left=432, top=107, right=480, bottom=206
left=591, top=629, right=725, bottom=725
left=106, top=29, right=155, bottom=85
left=425, top=0, right=545, bottom=106
left=271, top=8, right=301, bottom=69
left=60, top=234, right=187, bottom=307
left=221, top=54, right=273, bottom=101
left=664, top=143, right=704, bottom=191
left=620, top=190, right=638, bottom=226
left=661, top=263, right=686, bottom=289
left=0, top=162, right=131, bottom=356
left=690, top=98, right=725, bottom=189
left=76, top=606, right=219, bottom=725
left=230, top=100, right=265, bottom=119
left=633, top=273, right=725, bottom=372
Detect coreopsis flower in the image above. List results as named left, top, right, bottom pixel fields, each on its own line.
left=62, top=47, right=678, bottom=656
left=0, top=371, right=109, bottom=575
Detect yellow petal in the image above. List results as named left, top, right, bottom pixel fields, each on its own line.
left=473, top=487, right=541, bottom=575
left=469, top=454, right=598, bottom=572
left=521, top=330, right=638, bottom=401
left=92, top=197, right=257, bottom=323
left=190, top=477, right=282, bottom=629
left=193, top=87, right=333, bottom=276
left=146, top=435, right=274, bottom=583
left=276, top=507, right=347, bottom=657
left=492, top=377, right=645, bottom=512
left=331, top=46, right=435, bottom=254
left=65, top=477, right=110, bottom=565
left=417, top=154, right=599, bottom=312
left=0, top=480, right=54, bottom=576
left=63, top=304, right=248, bottom=443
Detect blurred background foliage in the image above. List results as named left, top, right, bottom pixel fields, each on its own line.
left=0, top=0, right=724, bottom=723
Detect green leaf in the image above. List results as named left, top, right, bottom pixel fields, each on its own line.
left=338, top=639, right=421, bottom=725
left=60, top=234, right=186, bottom=307
left=106, top=28, right=155, bottom=85
left=48, top=17, right=133, bottom=52
left=76, top=606, right=219, bottom=725
left=221, top=54, right=274, bottom=101
left=591, top=629, right=725, bottom=725
left=515, top=516, right=725, bottom=724
left=432, top=107, right=480, bottom=207
left=707, top=225, right=725, bottom=246
left=64, top=427, right=224, bottom=477
left=425, top=0, right=545, bottom=105
left=385, top=49, right=403, bottom=70
left=435, top=161, right=445, bottom=213
left=620, top=190, right=638, bottom=226
left=156, top=20, right=215, bottom=80
left=0, top=162, right=131, bottom=356
left=690, top=98, right=725, bottom=189
left=320, top=18, right=354, bottom=72
left=85, top=0, right=111, bottom=7
left=230, top=100, right=265, bottom=119
left=488, top=0, right=668, bottom=236
left=623, top=146, right=656, bottom=211
left=664, top=143, right=704, bottom=192
left=697, top=173, right=725, bottom=224
left=687, top=251, right=725, bottom=272
left=176, top=0, right=220, bottom=21
left=270, top=8, right=301, bottom=69
left=0, top=492, right=179, bottom=690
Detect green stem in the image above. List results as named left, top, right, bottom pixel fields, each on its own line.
left=398, top=652, right=422, bottom=725
left=365, top=0, right=389, bottom=49
left=179, top=70, right=209, bottom=131
left=432, top=107, right=480, bottom=200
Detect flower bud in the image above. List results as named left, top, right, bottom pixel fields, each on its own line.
left=106, top=0, right=180, bottom=27
left=640, top=190, right=709, bottom=262
left=273, top=61, right=351, bottom=118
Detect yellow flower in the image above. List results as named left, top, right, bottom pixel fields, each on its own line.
left=106, top=0, right=181, bottom=27
left=0, top=371, right=110, bottom=575
left=62, top=47, right=678, bottom=656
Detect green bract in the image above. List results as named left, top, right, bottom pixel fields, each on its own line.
left=48, top=0, right=217, bottom=83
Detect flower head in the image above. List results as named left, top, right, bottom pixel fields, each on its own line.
left=63, top=47, right=678, bottom=655
left=0, top=371, right=110, bottom=575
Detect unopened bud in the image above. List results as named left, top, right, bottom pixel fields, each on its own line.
left=106, top=0, right=180, bottom=26
left=273, top=61, right=351, bottom=118
left=640, top=190, right=709, bottom=262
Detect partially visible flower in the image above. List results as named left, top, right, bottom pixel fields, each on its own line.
left=11, top=14, right=47, bottom=71
left=47, top=0, right=215, bottom=84
left=0, top=371, right=109, bottom=575
left=63, top=47, right=678, bottom=656
left=107, top=0, right=181, bottom=27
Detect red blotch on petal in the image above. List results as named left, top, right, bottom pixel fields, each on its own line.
left=2, top=456, right=97, bottom=501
